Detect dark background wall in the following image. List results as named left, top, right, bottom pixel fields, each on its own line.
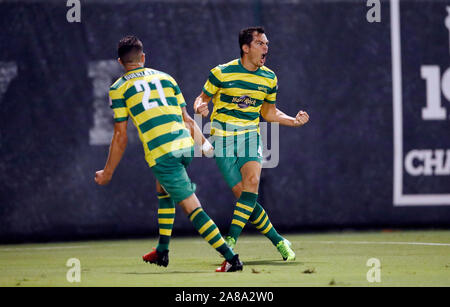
left=1, top=0, right=449, bottom=243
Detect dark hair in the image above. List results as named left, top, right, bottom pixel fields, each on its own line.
left=118, top=35, right=143, bottom=63
left=239, top=26, right=265, bottom=57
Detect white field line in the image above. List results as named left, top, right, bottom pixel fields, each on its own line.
left=195, top=240, right=450, bottom=247
left=301, top=240, right=450, bottom=247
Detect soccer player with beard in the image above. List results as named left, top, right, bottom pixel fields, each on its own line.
left=95, top=35, right=242, bottom=272
left=194, top=27, right=309, bottom=261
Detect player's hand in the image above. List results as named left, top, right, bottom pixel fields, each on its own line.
left=194, top=98, right=209, bottom=118
left=293, top=110, right=309, bottom=127
left=201, top=140, right=215, bottom=158
left=95, top=170, right=112, bottom=186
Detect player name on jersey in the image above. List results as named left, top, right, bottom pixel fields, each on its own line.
left=123, top=69, right=159, bottom=81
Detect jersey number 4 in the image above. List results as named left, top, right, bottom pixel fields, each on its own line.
left=134, top=79, right=168, bottom=110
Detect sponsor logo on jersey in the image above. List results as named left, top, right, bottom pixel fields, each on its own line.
left=232, top=95, right=257, bottom=108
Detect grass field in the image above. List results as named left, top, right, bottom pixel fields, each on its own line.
left=0, top=230, right=449, bottom=287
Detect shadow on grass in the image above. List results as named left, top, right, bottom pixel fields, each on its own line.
left=122, top=271, right=208, bottom=275
left=121, top=259, right=308, bottom=274
left=245, top=261, right=302, bottom=266
left=211, top=259, right=304, bottom=266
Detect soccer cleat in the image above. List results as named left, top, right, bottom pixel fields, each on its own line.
left=276, top=239, right=296, bottom=261
left=142, top=248, right=169, bottom=267
left=224, top=235, right=236, bottom=250
left=215, top=254, right=243, bottom=272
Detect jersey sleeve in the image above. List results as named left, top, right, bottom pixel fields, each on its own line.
left=202, top=66, right=222, bottom=97
left=264, top=75, right=278, bottom=104
left=170, top=77, right=187, bottom=108
left=109, top=87, right=128, bottom=122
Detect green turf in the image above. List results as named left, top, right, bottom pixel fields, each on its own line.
left=0, top=230, right=449, bottom=287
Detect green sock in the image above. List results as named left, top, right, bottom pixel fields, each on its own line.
left=250, top=202, right=284, bottom=246
left=228, top=191, right=258, bottom=241
left=188, top=207, right=235, bottom=261
left=156, top=192, right=176, bottom=253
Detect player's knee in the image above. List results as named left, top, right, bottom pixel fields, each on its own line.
left=250, top=174, right=260, bottom=186
left=243, top=174, right=260, bottom=189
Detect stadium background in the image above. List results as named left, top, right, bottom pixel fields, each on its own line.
left=0, top=0, right=449, bottom=244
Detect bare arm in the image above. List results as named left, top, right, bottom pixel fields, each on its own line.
left=193, top=91, right=212, bottom=118
left=95, top=121, right=128, bottom=185
left=181, top=106, right=214, bottom=155
left=182, top=106, right=207, bottom=146
left=260, top=102, right=309, bottom=127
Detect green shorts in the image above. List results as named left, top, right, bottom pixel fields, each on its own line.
left=212, top=131, right=263, bottom=189
left=151, top=153, right=196, bottom=203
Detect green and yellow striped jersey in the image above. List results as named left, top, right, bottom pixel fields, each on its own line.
left=109, top=67, right=194, bottom=167
left=202, top=59, right=277, bottom=137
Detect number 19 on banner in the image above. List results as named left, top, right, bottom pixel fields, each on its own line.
left=421, top=66, right=450, bottom=120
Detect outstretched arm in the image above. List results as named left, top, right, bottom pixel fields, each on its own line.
left=260, top=102, right=309, bottom=127
left=95, top=121, right=128, bottom=185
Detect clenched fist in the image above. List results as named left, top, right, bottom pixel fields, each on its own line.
left=95, top=170, right=112, bottom=186
left=293, top=110, right=309, bottom=127
left=194, top=97, right=209, bottom=118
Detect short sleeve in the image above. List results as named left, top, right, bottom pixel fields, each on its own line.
left=109, top=88, right=128, bottom=122
left=170, top=78, right=187, bottom=108
left=202, top=66, right=222, bottom=97
left=264, top=75, right=277, bottom=104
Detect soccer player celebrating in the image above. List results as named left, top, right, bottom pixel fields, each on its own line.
left=193, top=27, right=309, bottom=261
left=95, top=35, right=242, bottom=272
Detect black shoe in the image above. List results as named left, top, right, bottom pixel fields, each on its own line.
left=142, top=248, right=169, bottom=267
left=215, top=254, right=243, bottom=272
